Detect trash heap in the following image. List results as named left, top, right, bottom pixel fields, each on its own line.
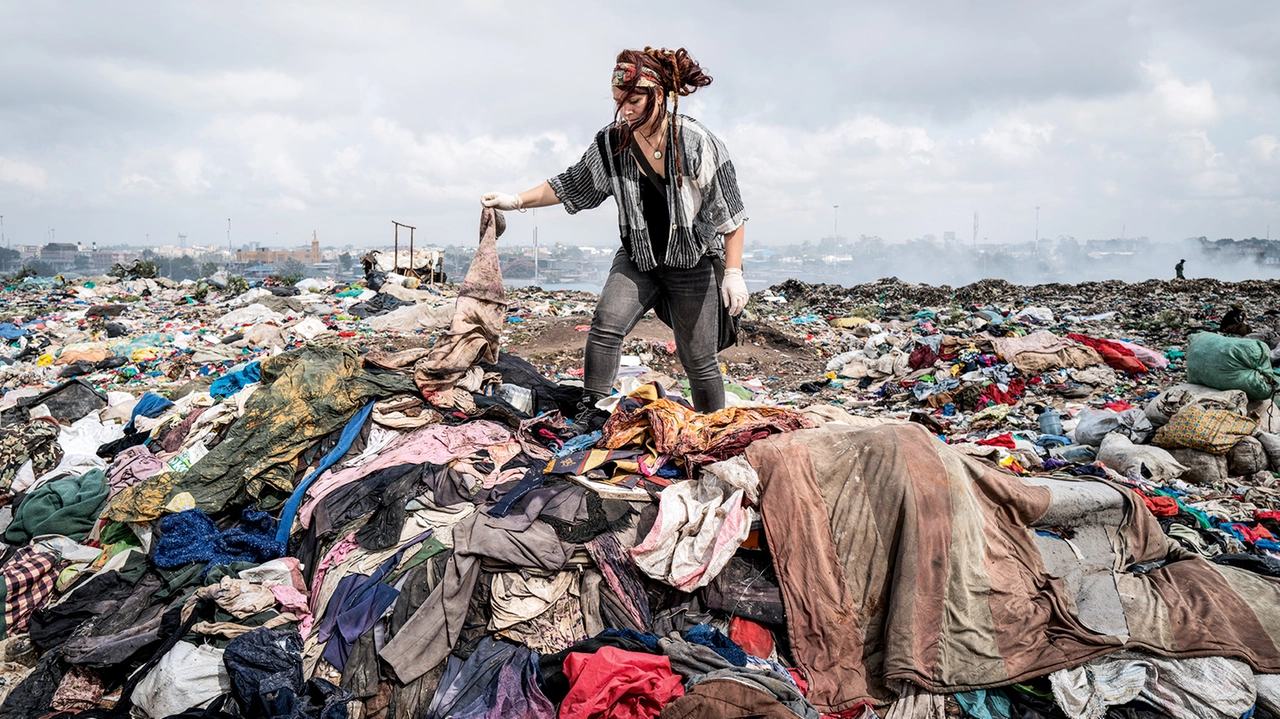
left=0, top=223, right=1275, bottom=719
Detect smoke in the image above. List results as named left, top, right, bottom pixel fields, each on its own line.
left=748, top=235, right=1280, bottom=289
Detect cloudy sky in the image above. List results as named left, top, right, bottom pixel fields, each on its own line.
left=1, top=1, right=1277, bottom=254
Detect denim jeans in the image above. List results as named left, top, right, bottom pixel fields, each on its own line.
left=584, top=249, right=725, bottom=412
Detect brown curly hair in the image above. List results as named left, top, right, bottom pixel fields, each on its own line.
left=613, top=47, right=712, bottom=184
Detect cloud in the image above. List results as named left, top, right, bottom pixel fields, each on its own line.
left=0, top=0, right=1276, bottom=256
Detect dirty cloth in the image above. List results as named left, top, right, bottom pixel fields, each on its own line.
left=990, top=332, right=1104, bottom=374
left=559, top=645, right=684, bottom=719
left=602, top=395, right=818, bottom=464
left=422, top=637, right=553, bottom=719
left=297, top=420, right=512, bottom=529
left=105, top=444, right=166, bottom=495
left=153, top=507, right=285, bottom=569
left=1153, top=404, right=1258, bottom=455
left=745, top=422, right=1280, bottom=712
left=0, top=418, right=62, bottom=491
left=275, top=401, right=374, bottom=543
left=4, top=467, right=108, bottom=544
left=223, top=626, right=353, bottom=719
left=659, top=676, right=808, bottom=719
left=413, top=209, right=506, bottom=394
left=489, top=571, right=578, bottom=631
left=1048, top=652, right=1256, bottom=719
left=631, top=473, right=755, bottom=591
left=131, top=640, right=233, bottom=719
left=1144, top=383, right=1249, bottom=427
left=107, top=346, right=416, bottom=522
left=0, top=546, right=61, bottom=637
left=380, top=512, right=575, bottom=684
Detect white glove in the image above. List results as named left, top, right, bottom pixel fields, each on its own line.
left=721, top=268, right=748, bottom=317
left=481, top=192, right=523, bottom=211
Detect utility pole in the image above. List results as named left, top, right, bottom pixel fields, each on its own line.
left=227, top=218, right=232, bottom=263
left=1, top=215, right=5, bottom=250
left=1035, top=206, right=1040, bottom=244
left=973, top=212, right=979, bottom=249
left=832, top=205, right=839, bottom=239
left=532, top=208, right=539, bottom=285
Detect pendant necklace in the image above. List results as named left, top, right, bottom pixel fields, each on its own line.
left=639, top=121, right=665, bottom=160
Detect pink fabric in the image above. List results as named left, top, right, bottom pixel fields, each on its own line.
left=1117, top=340, right=1170, bottom=369
left=297, top=420, right=512, bottom=528
left=271, top=584, right=314, bottom=634
left=310, top=533, right=359, bottom=613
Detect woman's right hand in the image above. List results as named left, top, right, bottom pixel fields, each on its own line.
left=481, top=192, right=523, bottom=211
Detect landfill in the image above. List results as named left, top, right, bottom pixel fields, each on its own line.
left=0, top=211, right=1277, bottom=719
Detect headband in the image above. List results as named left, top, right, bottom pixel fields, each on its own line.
left=612, top=62, right=662, bottom=88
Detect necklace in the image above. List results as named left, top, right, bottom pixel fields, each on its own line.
left=636, top=121, right=666, bottom=160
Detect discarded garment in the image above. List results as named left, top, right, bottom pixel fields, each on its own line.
left=413, top=208, right=506, bottom=394
left=631, top=472, right=754, bottom=591
left=559, top=645, right=683, bottom=719
left=107, top=345, right=416, bottom=522
left=4, top=468, right=108, bottom=544
left=0, top=418, right=62, bottom=492
left=153, top=507, right=285, bottom=570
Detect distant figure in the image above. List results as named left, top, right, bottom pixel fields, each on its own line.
left=1222, top=304, right=1252, bottom=336
left=1175, top=259, right=1185, bottom=280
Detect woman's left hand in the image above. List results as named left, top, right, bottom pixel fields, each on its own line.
left=721, top=268, right=748, bottom=316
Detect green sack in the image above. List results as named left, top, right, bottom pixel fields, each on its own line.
left=1184, top=332, right=1279, bottom=402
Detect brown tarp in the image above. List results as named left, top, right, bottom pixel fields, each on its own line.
left=746, top=422, right=1280, bottom=713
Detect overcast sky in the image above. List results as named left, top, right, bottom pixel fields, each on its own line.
left=1, top=1, right=1278, bottom=255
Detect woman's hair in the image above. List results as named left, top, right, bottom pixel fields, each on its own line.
left=613, top=47, right=712, bottom=157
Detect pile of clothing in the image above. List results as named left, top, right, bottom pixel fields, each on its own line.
left=0, top=211, right=1275, bottom=719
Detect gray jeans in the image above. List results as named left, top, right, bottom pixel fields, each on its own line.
left=584, top=249, right=725, bottom=412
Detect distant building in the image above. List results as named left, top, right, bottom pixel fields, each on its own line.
left=91, top=251, right=136, bottom=271
left=236, top=234, right=322, bottom=265
left=40, top=243, right=81, bottom=269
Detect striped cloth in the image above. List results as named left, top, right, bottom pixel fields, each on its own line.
left=1, top=546, right=61, bottom=637
left=548, top=115, right=746, bottom=272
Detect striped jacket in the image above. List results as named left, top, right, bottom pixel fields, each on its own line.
left=548, top=115, right=746, bottom=271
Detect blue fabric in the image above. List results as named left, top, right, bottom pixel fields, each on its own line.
left=210, top=361, right=261, bottom=400
left=318, top=530, right=431, bottom=671
left=682, top=625, right=747, bottom=666
left=599, top=628, right=660, bottom=651
left=0, top=326, right=26, bottom=340
left=274, top=401, right=374, bottom=544
left=485, top=468, right=545, bottom=519
left=154, top=507, right=286, bottom=570
left=955, top=690, right=1011, bottom=719
left=126, top=392, right=174, bottom=431
left=553, top=431, right=602, bottom=458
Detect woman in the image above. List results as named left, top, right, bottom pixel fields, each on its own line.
left=482, top=47, right=748, bottom=418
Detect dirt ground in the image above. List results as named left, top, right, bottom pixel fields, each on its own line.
left=499, top=315, right=827, bottom=387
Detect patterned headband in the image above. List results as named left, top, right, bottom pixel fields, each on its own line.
left=612, top=62, right=661, bottom=88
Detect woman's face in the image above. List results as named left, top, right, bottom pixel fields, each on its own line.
left=612, top=87, right=649, bottom=126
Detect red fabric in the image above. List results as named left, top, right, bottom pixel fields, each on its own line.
left=1136, top=490, right=1179, bottom=517
left=1258, top=510, right=1280, bottom=521
left=908, top=345, right=938, bottom=371
left=980, top=378, right=1026, bottom=407
left=1067, top=334, right=1148, bottom=375
left=728, top=616, right=775, bottom=659
left=975, top=433, right=1016, bottom=449
left=786, top=668, right=808, bottom=696
left=1102, top=401, right=1134, bottom=412
left=822, top=703, right=875, bottom=719
left=560, top=646, right=684, bottom=719
left=1255, top=524, right=1275, bottom=541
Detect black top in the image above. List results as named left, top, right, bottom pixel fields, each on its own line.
left=636, top=169, right=670, bottom=266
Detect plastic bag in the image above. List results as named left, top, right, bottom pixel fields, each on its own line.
left=1184, top=332, right=1279, bottom=402
left=1144, top=383, right=1249, bottom=427
left=1073, top=407, right=1152, bottom=447
left=1096, top=433, right=1187, bottom=481
left=1152, top=404, right=1257, bottom=455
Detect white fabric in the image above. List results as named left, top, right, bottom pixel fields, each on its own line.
left=1050, top=653, right=1255, bottom=719
left=1096, top=433, right=1187, bottom=481
left=217, top=303, right=287, bottom=327
left=630, top=473, right=756, bottom=592
left=489, top=571, right=578, bottom=631
left=132, top=641, right=231, bottom=718
left=367, top=300, right=455, bottom=333
left=700, top=455, right=761, bottom=506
